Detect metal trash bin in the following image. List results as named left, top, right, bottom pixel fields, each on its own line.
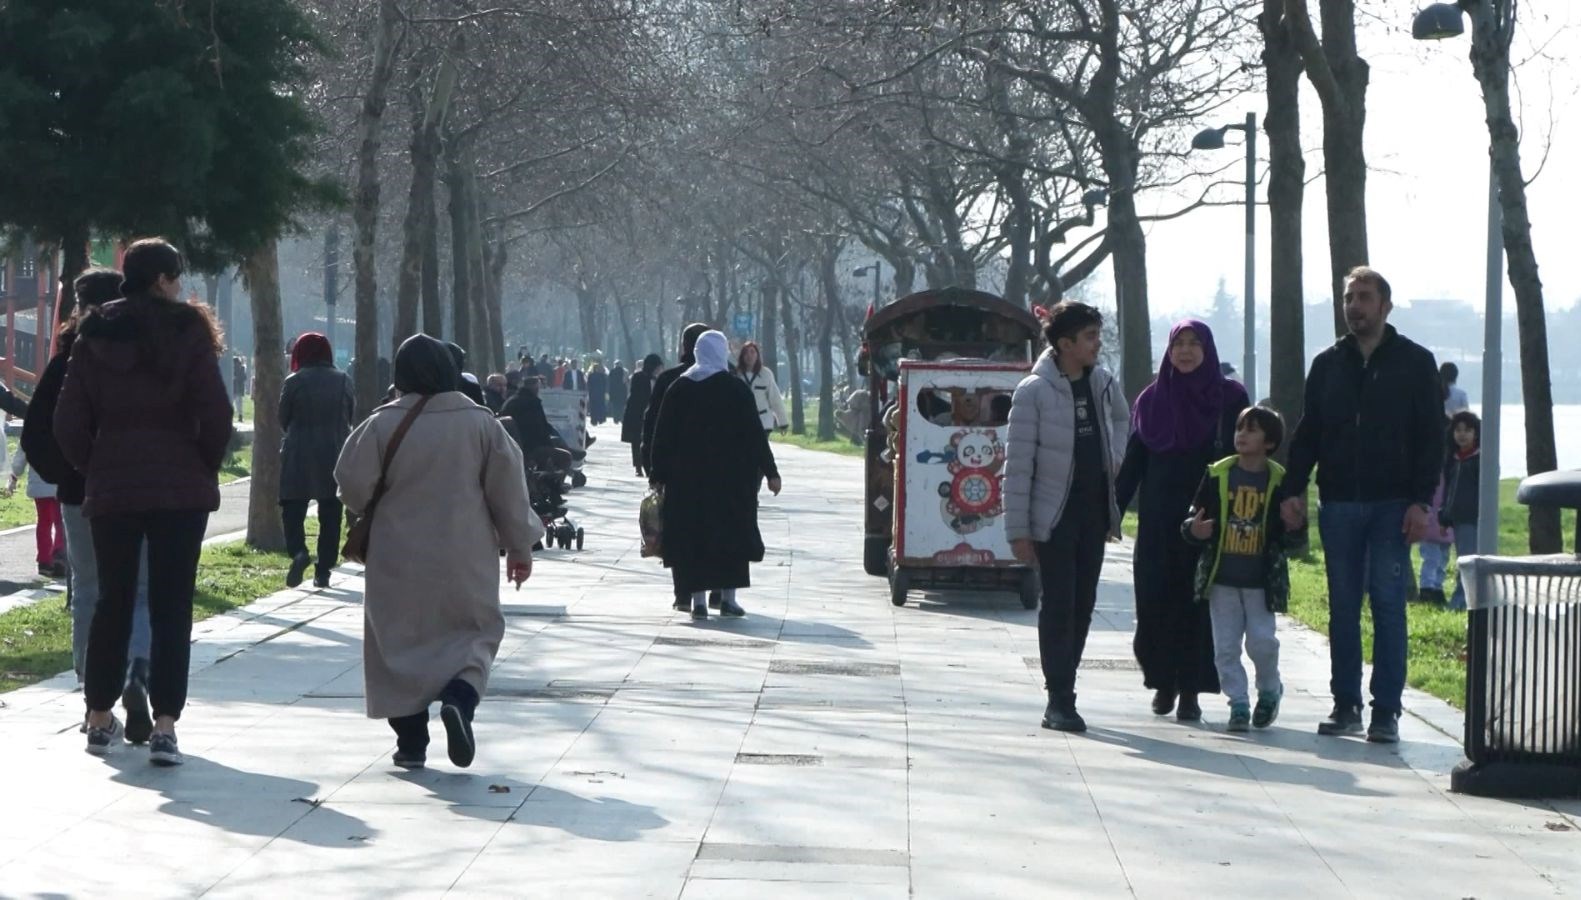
left=1451, top=470, right=1581, bottom=798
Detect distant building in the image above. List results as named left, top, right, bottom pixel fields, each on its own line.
left=0, top=238, right=56, bottom=391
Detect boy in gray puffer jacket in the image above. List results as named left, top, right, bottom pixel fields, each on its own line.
left=1004, top=301, right=1131, bottom=733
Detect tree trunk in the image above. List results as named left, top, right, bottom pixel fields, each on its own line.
left=1469, top=2, right=1561, bottom=552
left=1262, top=2, right=1307, bottom=427
left=782, top=285, right=805, bottom=434
left=816, top=239, right=840, bottom=442
left=421, top=200, right=442, bottom=337
left=760, top=280, right=780, bottom=379
left=55, top=225, right=90, bottom=341
left=484, top=228, right=507, bottom=371
left=463, top=168, right=494, bottom=372
left=351, top=0, right=401, bottom=417
left=243, top=240, right=287, bottom=552
left=217, top=272, right=235, bottom=351
left=446, top=152, right=474, bottom=358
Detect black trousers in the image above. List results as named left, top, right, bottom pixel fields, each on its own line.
left=281, top=497, right=343, bottom=579
left=631, top=442, right=643, bottom=471
left=1036, top=498, right=1109, bottom=705
left=388, top=679, right=479, bottom=752
left=84, top=510, right=209, bottom=719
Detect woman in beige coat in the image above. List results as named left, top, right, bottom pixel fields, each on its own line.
left=336, top=335, right=543, bottom=770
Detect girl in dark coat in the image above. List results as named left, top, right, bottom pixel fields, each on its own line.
left=649, top=332, right=781, bottom=619
left=621, top=354, right=662, bottom=476
left=56, top=238, right=233, bottom=766
left=1115, top=320, right=1247, bottom=722
left=279, top=332, right=355, bottom=589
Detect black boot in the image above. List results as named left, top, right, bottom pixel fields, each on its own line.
left=1175, top=693, right=1202, bottom=722
left=1151, top=689, right=1177, bottom=716
left=1041, top=696, right=1087, bottom=733
left=439, top=679, right=478, bottom=768
left=122, top=658, right=153, bottom=745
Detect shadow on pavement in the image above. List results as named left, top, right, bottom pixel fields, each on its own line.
left=1082, top=726, right=1390, bottom=797
left=106, top=754, right=376, bottom=847
left=394, top=773, right=670, bottom=841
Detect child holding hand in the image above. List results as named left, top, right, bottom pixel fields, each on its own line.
left=1183, top=407, right=1300, bottom=732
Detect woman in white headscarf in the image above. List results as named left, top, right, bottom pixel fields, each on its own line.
left=649, top=331, right=782, bottom=619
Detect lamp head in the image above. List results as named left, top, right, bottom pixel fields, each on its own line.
left=1412, top=3, right=1465, bottom=39
left=853, top=266, right=872, bottom=277
left=1191, top=127, right=1226, bottom=151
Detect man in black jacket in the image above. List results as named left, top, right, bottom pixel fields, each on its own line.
left=1281, top=266, right=1443, bottom=744
left=642, top=322, right=710, bottom=611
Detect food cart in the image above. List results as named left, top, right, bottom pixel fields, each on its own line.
left=857, top=287, right=1042, bottom=607
left=539, top=388, right=590, bottom=487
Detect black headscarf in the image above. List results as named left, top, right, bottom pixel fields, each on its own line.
left=393, top=334, right=459, bottom=396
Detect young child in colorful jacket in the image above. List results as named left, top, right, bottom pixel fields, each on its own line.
left=1182, top=406, right=1301, bottom=733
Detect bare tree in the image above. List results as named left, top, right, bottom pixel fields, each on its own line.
left=351, top=0, right=403, bottom=415
left=1261, top=1, right=1307, bottom=423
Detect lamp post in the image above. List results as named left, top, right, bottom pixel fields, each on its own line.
left=1413, top=2, right=1501, bottom=556
left=1191, top=112, right=1258, bottom=401
left=852, top=263, right=882, bottom=311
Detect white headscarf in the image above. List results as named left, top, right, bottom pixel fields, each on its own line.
left=683, top=330, right=730, bottom=382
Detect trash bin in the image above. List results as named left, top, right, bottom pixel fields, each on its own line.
left=1451, top=470, right=1581, bottom=798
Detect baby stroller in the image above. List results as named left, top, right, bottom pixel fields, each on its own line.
left=528, top=458, right=584, bottom=551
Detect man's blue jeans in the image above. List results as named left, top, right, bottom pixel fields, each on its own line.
left=1318, top=500, right=1410, bottom=714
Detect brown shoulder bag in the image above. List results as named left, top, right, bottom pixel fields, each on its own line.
left=342, top=395, right=430, bottom=564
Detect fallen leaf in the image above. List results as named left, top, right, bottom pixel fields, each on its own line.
left=292, top=797, right=323, bottom=807
left=488, top=784, right=510, bottom=794
left=1545, top=821, right=1573, bottom=832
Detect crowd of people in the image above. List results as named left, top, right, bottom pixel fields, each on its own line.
left=1006, top=265, right=1466, bottom=743
left=17, top=234, right=1478, bottom=773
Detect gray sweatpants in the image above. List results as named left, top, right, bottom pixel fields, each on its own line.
left=1208, top=585, right=1281, bottom=707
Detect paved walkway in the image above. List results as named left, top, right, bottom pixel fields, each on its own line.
left=0, top=423, right=1576, bottom=898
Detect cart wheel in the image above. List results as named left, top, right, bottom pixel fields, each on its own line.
left=1019, top=569, right=1040, bottom=610
left=863, top=536, right=890, bottom=578
left=889, top=567, right=910, bottom=607
left=571, top=470, right=588, bottom=488
left=575, top=528, right=585, bottom=551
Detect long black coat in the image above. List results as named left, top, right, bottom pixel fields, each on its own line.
left=608, top=365, right=628, bottom=414
left=621, top=370, right=654, bottom=445
left=279, top=364, right=355, bottom=501
left=649, top=372, right=779, bottom=592
left=640, top=364, right=686, bottom=469
left=587, top=368, right=608, bottom=421
left=1114, top=399, right=1240, bottom=696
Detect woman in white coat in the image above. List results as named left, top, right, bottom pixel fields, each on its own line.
left=736, top=342, right=786, bottom=434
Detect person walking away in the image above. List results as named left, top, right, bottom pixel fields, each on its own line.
left=55, top=238, right=233, bottom=765
left=623, top=354, right=662, bottom=477
left=1183, top=407, right=1297, bottom=733
left=1441, top=411, right=1482, bottom=610
left=335, top=334, right=541, bottom=769
left=279, top=332, right=355, bottom=590
left=649, top=331, right=781, bottom=620
left=587, top=361, right=608, bottom=425
left=232, top=355, right=249, bottom=422
left=736, top=341, right=787, bottom=435
left=1281, top=266, right=1444, bottom=743
left=10, top=443, right=66, bottom=577
left=1441, top=362, right=1470, bottom=417
left=608, top=360, right=629, bottom=421
left=1115, top=321, right=1245, bottom=722
left=22, top=268, right=155, bottom=731
left=1004, top=301, right=1130, bottom=733
left=644, top=325, right=711, bottom=611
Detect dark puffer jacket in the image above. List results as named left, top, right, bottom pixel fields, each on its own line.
left=54, top=294, right=233, bottom=517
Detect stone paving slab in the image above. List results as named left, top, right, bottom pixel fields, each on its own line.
left=0, top=421, right=1577, bottom=898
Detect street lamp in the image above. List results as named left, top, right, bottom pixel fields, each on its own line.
left=852, top=263, right=882, bottom=311
left=1414, top=3, right=1500, bottom=556
left=1191, top=111, right=1259, bottom=401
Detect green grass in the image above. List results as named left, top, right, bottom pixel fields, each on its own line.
left=0, top=439, right=253, bottom=530
left=772, top=398, right=866, bottom=458
left=220, top=444, right=253, bottom=484
left=1285, top=479, right=1576, bottom=709
left=0, top=518, right=332, bottom=693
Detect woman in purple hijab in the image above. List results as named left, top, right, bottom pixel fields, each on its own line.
left=1115, top=320, right=1249, bottom=723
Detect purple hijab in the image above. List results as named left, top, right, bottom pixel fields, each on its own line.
left=1131, top=319, right=1248, bottom=454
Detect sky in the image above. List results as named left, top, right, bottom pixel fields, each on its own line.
left=1132, top=1, right=1581, bottom=317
